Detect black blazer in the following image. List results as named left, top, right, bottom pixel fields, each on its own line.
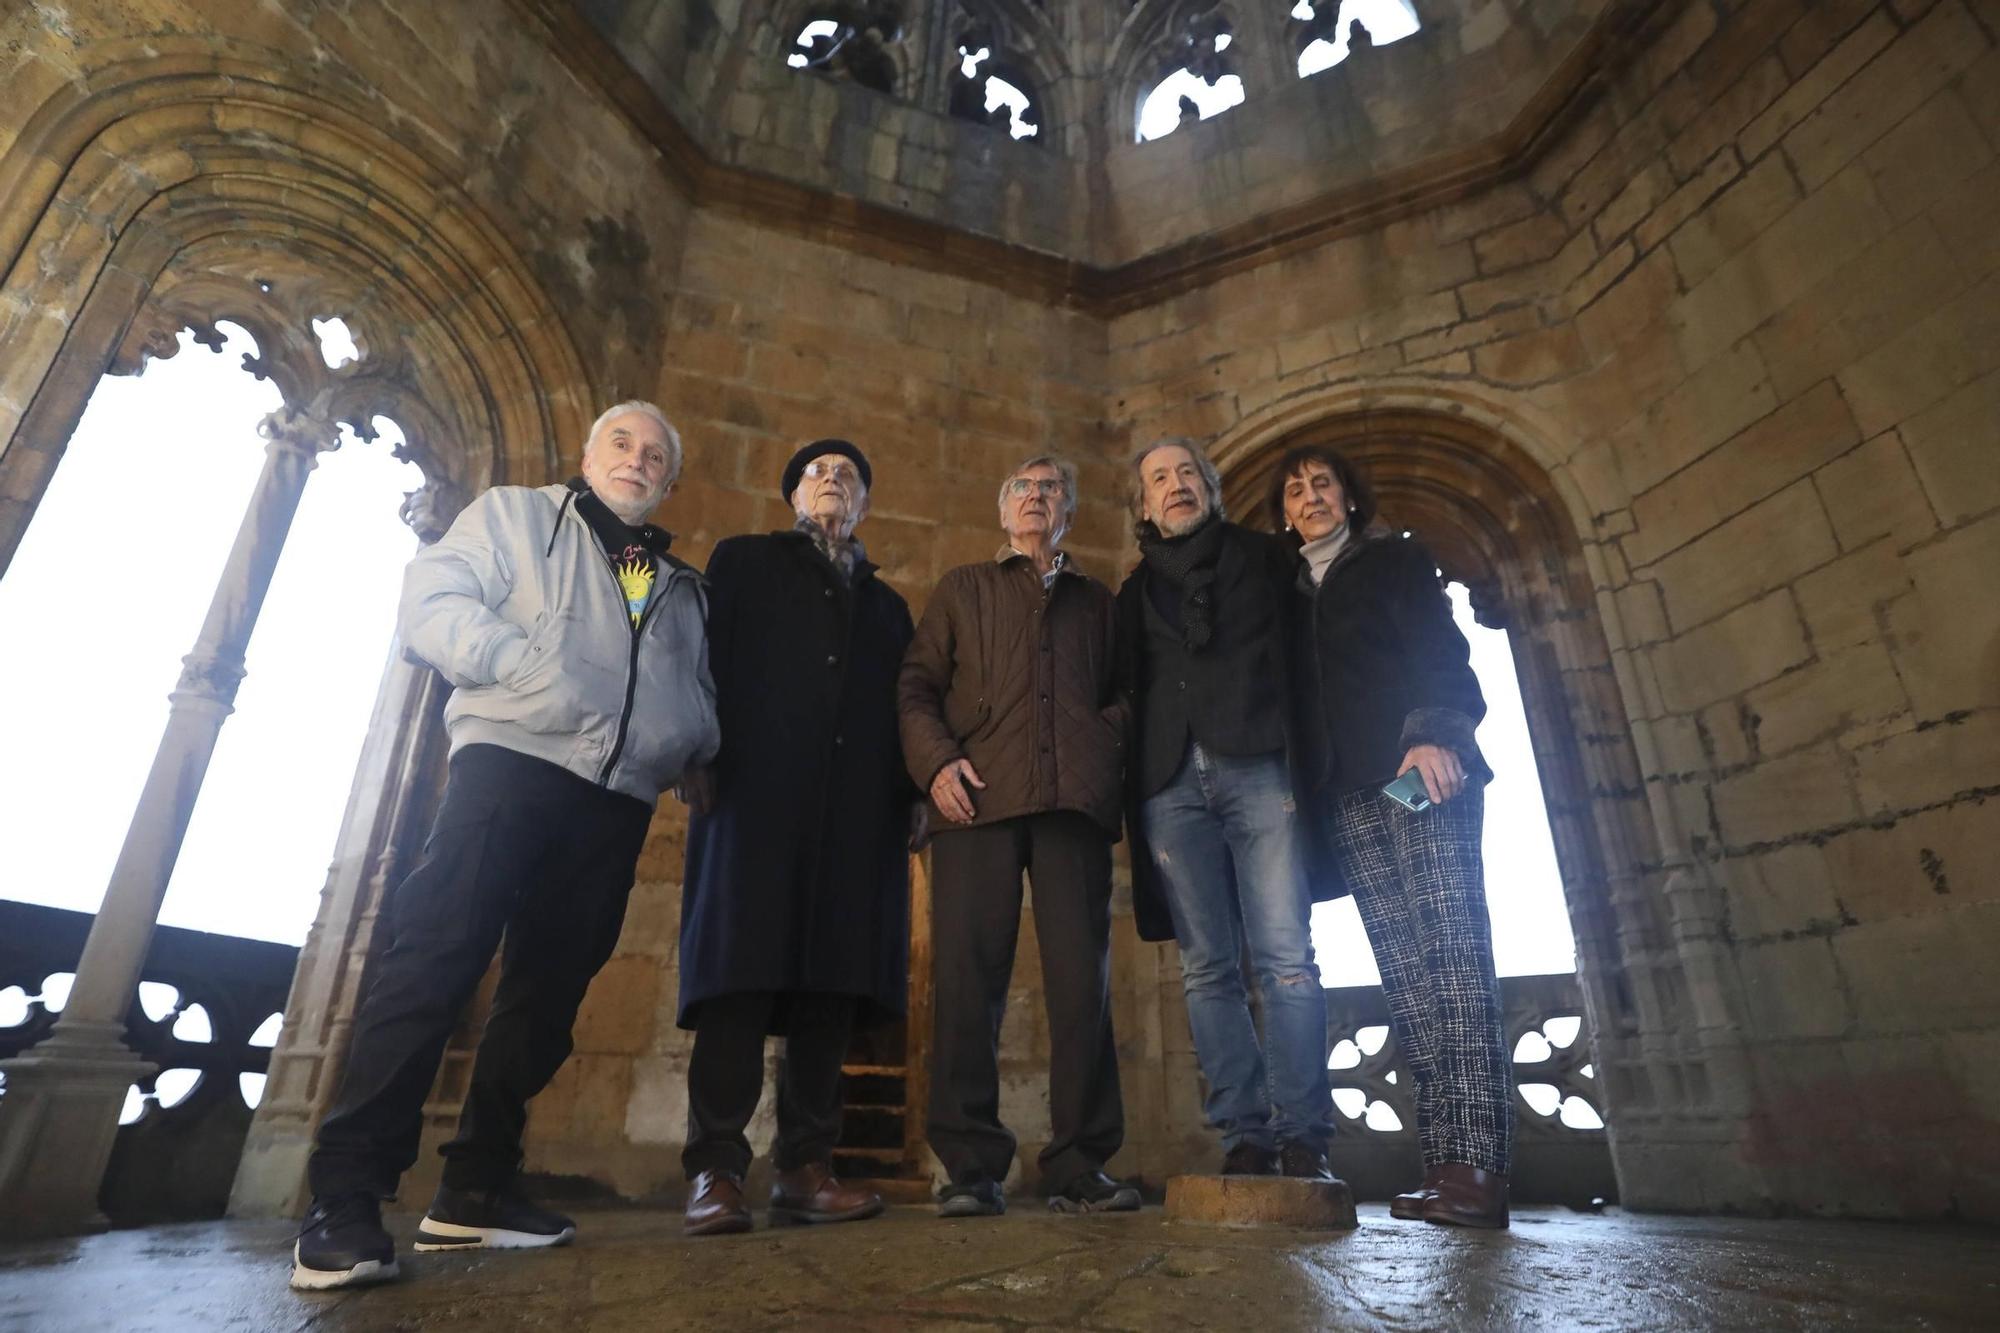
left=1115, top=522, right=1345, bottom=942
left=1295, top=530, right=1491, bottom=800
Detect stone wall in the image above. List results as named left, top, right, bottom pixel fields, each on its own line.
left=1106, top=0, right=2000, bottom=1217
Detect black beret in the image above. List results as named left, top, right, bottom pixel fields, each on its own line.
left=780, top=438, right=872, bottom=502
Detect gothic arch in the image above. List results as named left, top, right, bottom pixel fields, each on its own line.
left=767, top=1, right=918, bottom=100
left=945, top=0, right=1074, bottom=143
left=1105, top=0, right=1242, bottom=142
left=0, top=41, right=593, bottom=572
left=0, top=40, right=596, bottom=1218
left=1208, top=392, right=1740, bottom=1194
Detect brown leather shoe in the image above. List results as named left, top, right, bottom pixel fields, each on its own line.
left=1389, top=1167, right=1443, bottom=1220
left=684, top=1170, right=753, bottom=1236
left=1420, top=1163, right=1509, bottom=1229
left=768, top=1161, right=885, bottom=1226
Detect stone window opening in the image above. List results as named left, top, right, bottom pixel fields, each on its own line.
left=783, top=8, right=904, bottom=95
left=1311, top=579, right=1577, bottom=988
left=0, top=311, right=430, bottom=952
left=1135, top=11, right=1244, bottom=142
left=950, top=35, right=1042, bottom=140
left=1290, top=0, right=1421, bottom=79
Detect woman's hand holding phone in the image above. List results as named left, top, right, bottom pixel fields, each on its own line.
left=1391, top=744, right=1465, bottom=807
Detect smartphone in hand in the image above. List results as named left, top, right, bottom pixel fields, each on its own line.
left=1382, top=767, right=1433, bottom=813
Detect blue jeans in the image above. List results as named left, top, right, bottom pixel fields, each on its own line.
left=1141, top=743, right=1334, bottom=1151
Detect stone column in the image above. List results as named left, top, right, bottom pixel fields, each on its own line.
left=0, top=406, right=339, bottom=1240
left=228, top=474, right=464, bottom=1218
left=1238, top=2, right=1303, bottom=101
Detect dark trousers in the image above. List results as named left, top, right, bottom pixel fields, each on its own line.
left=308, top=745, right=651, bottom=1199
left=682, top=991, right=859, bottom=1178
left=1330, top=784, right=1512, bottom=1174
left=927, top=811, right=1122, bottom=1191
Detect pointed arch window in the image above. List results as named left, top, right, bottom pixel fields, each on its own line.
left=783, top=5, right=905, bottom=95
left=1135, top=5, right=1245, bottom=142
left=949, top=8, right=1046, bottom=141
left=1291, top=0, right=1422, bottom=79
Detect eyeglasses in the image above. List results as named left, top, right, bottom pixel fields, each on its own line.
left=1006, top=477, right=1066, bottom=497
left=802, top=460, right=862, bottom=485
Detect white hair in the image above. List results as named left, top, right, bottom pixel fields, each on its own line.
left=586, top=400, right=683, bottom=484
left=998, top=454, right=1080, bottom=544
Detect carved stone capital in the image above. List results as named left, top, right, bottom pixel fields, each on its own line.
left=172, top=650, right=248, bottom=709
left=398, top=476, right=469, bottom=544
left=256, top=406, right=342, bottom=461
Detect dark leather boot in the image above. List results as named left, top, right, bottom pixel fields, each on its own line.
left=1389, top=1167, right=1444, bottom=1220
left=768, top=1161, right=884, bottom=1225
left=684, top=1170, right=753, bottom=1236
left=1277, top=1140, right=1338, bottom=1183
left=1420, top=1163, right=1509, bottom=1229
left=1220, top=1142, right=1279, bottom=1176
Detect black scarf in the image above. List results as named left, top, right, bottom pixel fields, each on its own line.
left=1138, top=513, right=1226, bottom=650
left=569, top=476, right=672, bottom=560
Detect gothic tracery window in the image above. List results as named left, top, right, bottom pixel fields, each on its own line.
left=0, top=275, right=449, bottom=951
left=783, top=4, right=905, bottom=96
left=1290, top=0, right=1422, bottom=79
left=949, top=6, right=1045, bottom=140
left=1134, top=3, right=1245, bottom=142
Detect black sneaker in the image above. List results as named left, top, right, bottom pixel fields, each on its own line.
left=1048, top=1170, right=1141, bottom=1214
left=413, top=1183, right=576, bottom=1251
left=1278, top=1140, right=1337, bottom=1183
left=1220, top=1142, right=1279, bottom=1176
left=937, top=1177, right=1005, bottom=1218
left=291, top=1193, right=398, bottom=1291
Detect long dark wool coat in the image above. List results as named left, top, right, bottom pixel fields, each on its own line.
left=677, top=530, right=917, bottom=1031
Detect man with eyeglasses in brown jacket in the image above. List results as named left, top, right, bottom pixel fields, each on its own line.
left=899, top=455, right=1138, bottom=1218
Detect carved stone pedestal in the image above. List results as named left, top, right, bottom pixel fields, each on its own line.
left=1165, top=1174, right=1359, bottom=1230
left=0, top=1022, right=154, bottom=1240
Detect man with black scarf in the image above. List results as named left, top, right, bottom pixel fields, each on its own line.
left=1116, top=437, right=1341, bottom=1184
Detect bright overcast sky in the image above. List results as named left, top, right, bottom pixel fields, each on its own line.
left=0, top=323, right=420, bottom=947
left=0, top=322, right=1573, bottom=981
left=1139, top=1, right=1423, bottom=140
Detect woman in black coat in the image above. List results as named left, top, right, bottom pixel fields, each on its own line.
left=1271, top=444, right=1512, bottom=1230
left=676, top=439, right=918, bottom=1235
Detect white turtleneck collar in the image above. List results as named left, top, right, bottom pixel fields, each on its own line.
left=1300, top=523, right=1352, bottom=586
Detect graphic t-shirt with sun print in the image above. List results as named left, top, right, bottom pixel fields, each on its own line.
left=568, top=477, right=673, bottom=633
left=614, top=544, right=657, bottom=626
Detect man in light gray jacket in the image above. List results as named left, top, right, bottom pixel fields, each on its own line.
left=292, top=401, right=718, bottom=1291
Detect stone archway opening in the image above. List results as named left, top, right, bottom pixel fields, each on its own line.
left=1217, top=407, right=1650, bottom=1201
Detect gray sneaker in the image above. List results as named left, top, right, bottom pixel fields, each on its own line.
left=1048, top=1170, right=1141, bottom=1214
left=938, top=1178, right=1005, bottom=1218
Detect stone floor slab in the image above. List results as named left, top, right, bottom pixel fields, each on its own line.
left=1, top=1205, right=1996, bottom=1331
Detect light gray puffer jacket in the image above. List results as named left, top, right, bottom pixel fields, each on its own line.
left=400, top=482, right=719, bottom=806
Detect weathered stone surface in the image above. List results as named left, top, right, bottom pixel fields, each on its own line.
left=1165, top=1174, right=1359, bottom=1230
left=9, top=1206, right=2000, bottom=1331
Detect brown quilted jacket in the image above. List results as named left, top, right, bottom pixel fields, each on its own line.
left=899, top=550, right=1128, bottom=838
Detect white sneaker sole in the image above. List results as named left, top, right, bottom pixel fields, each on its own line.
left=289, top=1242, right=399, bottom=1290
left=411, top=1216, right=576, bottom=1251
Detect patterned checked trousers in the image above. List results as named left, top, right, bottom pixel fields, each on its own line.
left=1329, top=784, right=1512, bottom=1175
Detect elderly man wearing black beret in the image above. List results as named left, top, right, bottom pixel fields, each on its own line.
left=675, top=438, right=921, bottom=1236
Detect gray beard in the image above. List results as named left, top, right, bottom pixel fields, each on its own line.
left=1155, top=502, right=1212, bottom=537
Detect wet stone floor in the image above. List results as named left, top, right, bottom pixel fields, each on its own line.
left=2, top=1203, right=1997, bottom=1331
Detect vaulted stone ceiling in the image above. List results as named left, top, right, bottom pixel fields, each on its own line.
left=528, top=0, right=1646, bottom=301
